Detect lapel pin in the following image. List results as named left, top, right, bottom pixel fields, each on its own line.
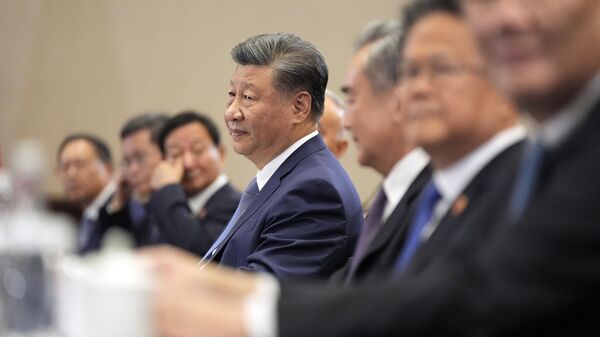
left=451, top=195, right=469, bottom=217
left=198, top=208, right=207, bottom=220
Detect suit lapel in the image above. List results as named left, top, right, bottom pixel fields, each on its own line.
left=349, top=166, right=432, bottom=279
left=406, top=141, right=524, bottom=275
left=212, top=136, right=327, bottom=256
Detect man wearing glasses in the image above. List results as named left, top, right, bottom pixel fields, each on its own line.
left=101, top=113, right=169, bottom=248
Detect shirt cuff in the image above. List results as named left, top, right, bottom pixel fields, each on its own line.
left=243, top=273, right=280, bottom=337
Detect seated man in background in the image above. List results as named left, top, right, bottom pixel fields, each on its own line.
left=56, top=133, right=114, bottom=254
left=148, top=111, right=241, bottom=256
left=101, top=112, right=169, bottom=247
left=318, top=89, right=349, bottom=159
left=334, top=20, right=431, bottom=284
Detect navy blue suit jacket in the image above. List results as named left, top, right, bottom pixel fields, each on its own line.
left=147, top=182, right=241, bottom=256
left=211, top=135, right=362, bottom=280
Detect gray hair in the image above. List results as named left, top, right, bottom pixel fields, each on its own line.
left=325, top=89, right=346, bottom=113
left=231, top=32, right=329, bottom=121
left=354, top=20, right=403, bottom=94
left=323, top=89, right=347, bottom=138
left=120, top=112, right=169, bottom=145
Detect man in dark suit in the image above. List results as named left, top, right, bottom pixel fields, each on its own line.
left=390, top=0, right=526, bottom=276
left=97, top=113, right=168, bottom=248
left=143, top=0, right=600, bottom=336
left=337, top=10, right=523, bottom=284
left=191, top=32, right=361, bottom=279
left=332, top=20, right=431, bottom=284
left=56, top=133, right=114, bottom=254
left=148, top=111, right=241, bottom=256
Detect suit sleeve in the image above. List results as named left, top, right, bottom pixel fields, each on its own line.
left=147, top=184, right=224, bottom=256
left=80, top=198, right=131, bottom=253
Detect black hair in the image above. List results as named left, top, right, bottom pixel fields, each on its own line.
left=402, top=0, right=461, bottom=35
left=158, top=110, right=221, bottom=154
left=231, top=32, right=328, bottom=121
left=57, top=133, right=112, bottom=165
left=120, top=112, right=169, bottom=145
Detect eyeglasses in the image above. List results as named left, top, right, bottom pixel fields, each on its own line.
left=165, top=144, right=217, bottom=162
left=123, top=152, right=157, bottom=168
left=462, top=0, right=538, bottom=10
left=400, top=59, right=484, bottom=85
left=58, top=159, right=93, bottom=173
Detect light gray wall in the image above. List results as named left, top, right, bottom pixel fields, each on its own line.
left=0, top=0, right=408, bottom=202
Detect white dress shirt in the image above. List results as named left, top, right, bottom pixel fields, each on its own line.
left=255, top=130, right=319, bottom=191
left=187, top=174, right=229, bottom=214
left=82, top=180, right=116, bottom=221
left=381, top=148, right=430, bottom=222
left=421, top=124, right=526, bottom=240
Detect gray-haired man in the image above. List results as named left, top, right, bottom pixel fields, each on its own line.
left=198, top=32, right=363, bottom=279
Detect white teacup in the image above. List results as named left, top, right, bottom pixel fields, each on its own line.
left=57, top=242, right=155, bottom=337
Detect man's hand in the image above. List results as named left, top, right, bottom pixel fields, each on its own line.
left=150, top=158, right=184, bottom=191
left=107, top=170, right=130, bottom=213
left=141, top=246, right=256, bottom=337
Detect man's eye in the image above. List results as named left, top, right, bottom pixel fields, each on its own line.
left=243, top=95, right=253, bottom=100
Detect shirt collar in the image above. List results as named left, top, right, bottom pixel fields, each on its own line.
left=382, top=148, right=430, bottom=221
left=188, top=174, right=229, bottom=213
left=529, top=71, right=600, bottom=148
left=83, top=180, right=116, bottom=221
left=255, top=130, right=319, bottom=191
left=434, top=124, right=527, bottom=204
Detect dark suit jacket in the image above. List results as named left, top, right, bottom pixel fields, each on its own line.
left=402, top=141, right=523, bottom=277
left=146, top=182, right=241, bottom=256
left=93, top=198, right=162, bottom=249
left=278, top=106, right=600, bottom=336
left=209, top=136, right=362, bottom=280
left=77, top=197, right=112, bottom=254
left=329, top=165, right=432, bottom=285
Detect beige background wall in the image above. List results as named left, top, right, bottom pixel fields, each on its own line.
left=0, top=0, right=407, bottom=202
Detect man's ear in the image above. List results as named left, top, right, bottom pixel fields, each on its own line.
left=337, top=139, right=349, bottom=158
left=291, top=91, right=312, bottom=123
left=102, top=162, right=114, bottom=179
left=212, top=145, right=226, bottom=166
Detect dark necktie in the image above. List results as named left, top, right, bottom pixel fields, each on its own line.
left=507, top=141, right=546, bottom=222
left=78, top=216, right=98, bottom=254
left=128, top=200, right=146, bottom=226
left=395, top=181, right=441, bottom=273
left=350, top=187, right=387, bottom=270
left=201, top=177, right=259, bottom=262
